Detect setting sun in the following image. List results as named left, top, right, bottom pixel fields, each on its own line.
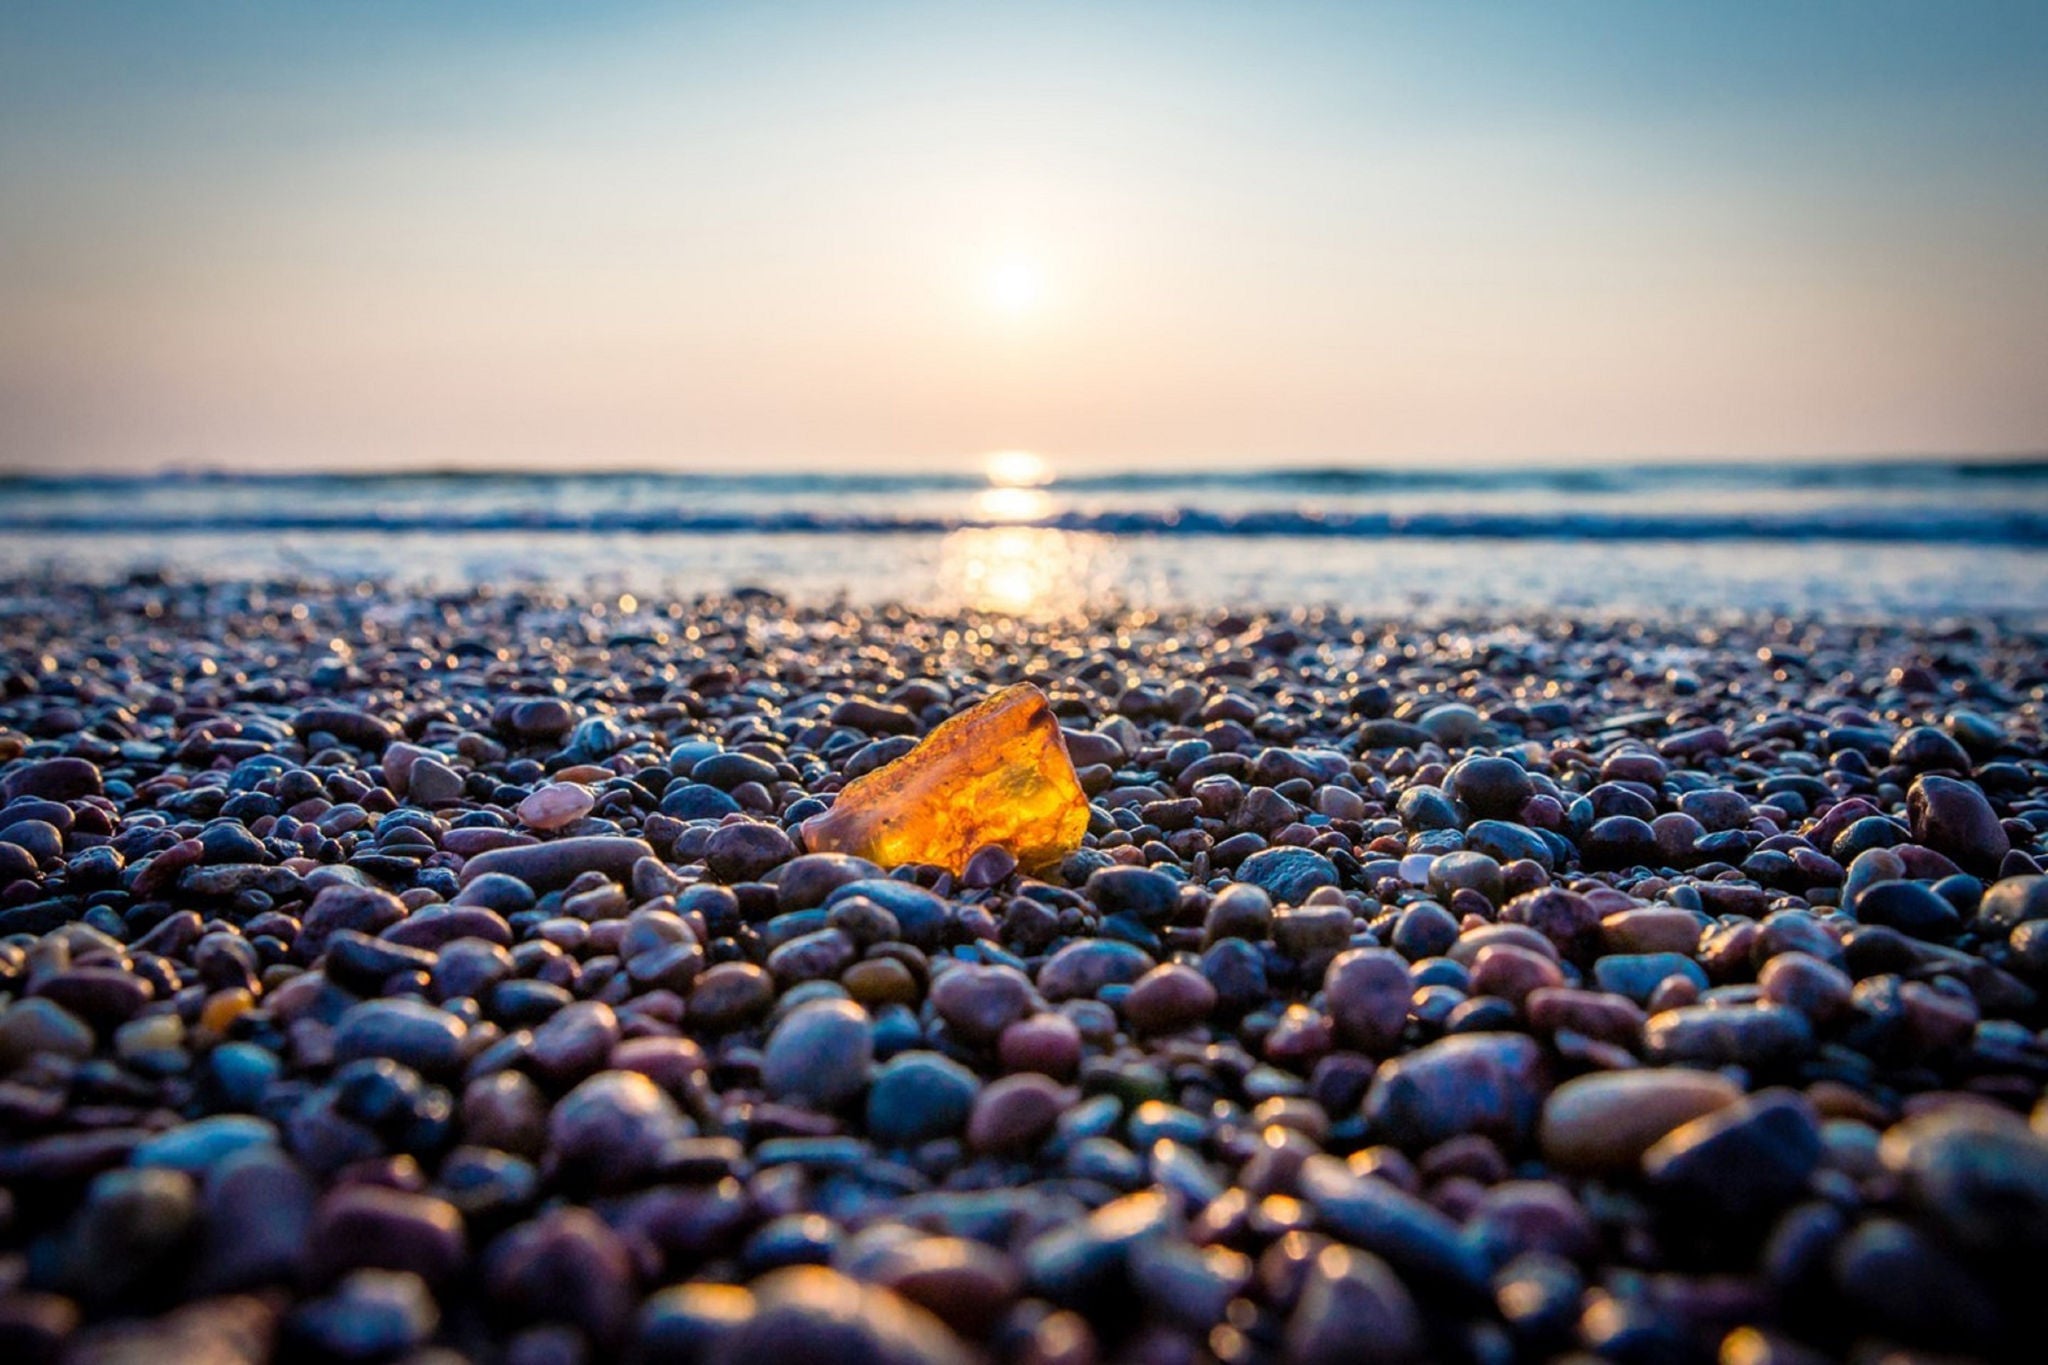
left=985, top=255, right=1045, bottom=317
left=984, top=449, right=1052, bottom=487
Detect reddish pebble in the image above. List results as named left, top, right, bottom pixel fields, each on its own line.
left=1323, top=948, right=1410, bottom=1055
left=1121, top=964, right=1217, bottom=1035
left=518, top=783, right=595, bottom=831
left=967, top=1073, right=1069, bottom=1153
left=1469, top=944, right=1566, bottom=1007
left=930, top=964, right=1035, bottom=1045
left=998, top=1012, right=1083, bottom=1079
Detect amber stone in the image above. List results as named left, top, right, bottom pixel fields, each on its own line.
left=800, top=683, right=1089, bottom=874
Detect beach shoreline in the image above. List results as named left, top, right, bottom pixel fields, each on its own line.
left=1, top=577, right=2045, bottom=1362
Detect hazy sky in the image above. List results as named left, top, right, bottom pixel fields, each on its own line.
left=3, top=1, right=2046, bottom=473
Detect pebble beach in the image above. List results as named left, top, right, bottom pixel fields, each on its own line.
left=2, top=575, right=2047, bottom=1365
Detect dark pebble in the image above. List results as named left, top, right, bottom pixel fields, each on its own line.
left=1236, top=846, right=1340, bottom=904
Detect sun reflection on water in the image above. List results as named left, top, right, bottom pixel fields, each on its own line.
left=971, top=484, right=1054, bottom=522
left=974, top=448, right=1056, bottom=522
left=937, top=450, right=1114, bottom=616
left=938, top=525, right=1116, bottom=617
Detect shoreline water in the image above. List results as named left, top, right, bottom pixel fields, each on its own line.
left=6, top=456, right=2047, bottom=541
left=8, top=532, right=2047, bottom=625
left=9, top=457, right=2046, bottom=623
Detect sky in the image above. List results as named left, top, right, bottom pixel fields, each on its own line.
left=2, top=1, right=2045, bottom=474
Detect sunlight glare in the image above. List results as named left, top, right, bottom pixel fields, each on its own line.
left=984, top=449, right=1052, bottom=487
left=986, top=256, right=1045, bottom=316
left=973, top=485, right=1053, bottom=522
left=937, top=526, right=1116, bottom=618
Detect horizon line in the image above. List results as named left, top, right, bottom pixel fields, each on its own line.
left=4, top=449, right=2047, bottom=485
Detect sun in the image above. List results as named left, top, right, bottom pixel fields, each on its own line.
left=984, top=449, right=1051, bottom=487
left=985, top=255, right=1045, bottom=317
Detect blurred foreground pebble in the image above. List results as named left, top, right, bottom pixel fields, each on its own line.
left=0, top=580, right=2046, bottom=1362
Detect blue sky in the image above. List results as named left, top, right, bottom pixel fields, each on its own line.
left=2, top=1, right=2045, bottom=471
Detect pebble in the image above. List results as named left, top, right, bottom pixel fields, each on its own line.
left=1853, top=879, right=1962, bottom=938
left=1270, top=903, right=1354, bottom=964
left=706, top=822, right=797, bottom=882
left=1428, top=848, right=1505, bottom=902
left=518, top=782, right=596, bottom=831
left=1284, top=1244, right=1423, bottom=1364
left=662, top=782, right=742, bottom=820
left=194, top=1146, right=316, bottom=1290
left=1418, top=702, right=1486, bottom=745
left=1757, top=950, right=1853, bottom=1020
left=290, top=1269, right=440, bottom=1360
left=1643, top=1089, right=1823, bottom=1220
left=866, top=1235, right=1022, bottom=1338
left=1023, top=1188, right=1175, bottom=1303
left=133, top=1116, right=278, bottom=1172
left=1038, top=938, right=1154, bottom=1000
left=1830, top=1216, right=2002, bottom=1350
left=929, top=964, right=1034, bottom=1043
left=307, top=1184, right=467, bottom=1286
left=1881, top=1106, right=2048, bottom=1255
left=777, top=852, right=883, bottom=910
left=1322, top=948, right=1411, bottom=1054
left=1236, top=846, right=1339, bottom=904
left=762, top=999, right=874, bottom=1109
left=1978, top=873, right=2048, bottom=931
left=1644, top=1003, right=1813, bottom=1069
left=33, top=966, right=151, bottom=1029
left=1, top=583, right=2044, bottom=1362
left=548, top=1070, right=694, bottom=1189
left=1362, top=1033, right=1546, bottom=1149
left=1085, top=865, right=1181, bottom=923
left=407, top=756, right=467, bottom=806
left=62, top=1167, right=198, bottom=1306
left=689, top=962, right=776, bottom=1029
left=1445, top=754, right=1532, bottom=820
left=459, top=836, right=656, bottom=891
left=997, top=1011, right=1083, bottom=1078
left=331, top=998, right=470, bottom=1075
left=484, top=1206, right=638, bottom=1346
left=705, top=1265, right=974, bottom=1365
left=967, top=1073, right=1070, bottom=1153
left=1580, top=815, right=1658, bottom=869
left=1122, top=963, right=1217, bottom=1034
left=0, top=997, right=95, bottom=1069
left=1592, top=951, right=1707, bottom=1004
left=528, top=999, right=621, bottom=1085
left=1538, top=1070, right=1743, bottom=1171
left=1907, top=774, right=2008, bottom=872
left=1595, top=905, right=1699, bottom=956
left=2, top=756, right=103, bottom=802
left=867, top=1051, right=980, bottom=1146
left=1296, top=1154, right=1489, bottom=1291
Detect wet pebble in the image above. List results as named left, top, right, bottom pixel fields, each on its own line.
left=1236, top=846, right=1339, bottom=904
left=1538, top=1070, right=1742, bottom=1172
left=762, top=999, right=874, bottom=1109
left=867, top=1051, right=980, bottom=1147
left=5, top=583, right=2047, bottom=1364
left=1363, top=1033, right=1546, bottom=1149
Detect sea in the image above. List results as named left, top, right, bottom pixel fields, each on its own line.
left=4, top=458, right=2046, bottom=620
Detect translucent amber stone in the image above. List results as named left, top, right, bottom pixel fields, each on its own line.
left=801, top=683, right=1089, bottom=875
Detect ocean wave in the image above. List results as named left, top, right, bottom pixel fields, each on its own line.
left=3, top=455, right=2046, bottom=495
left=6, top=505, right=2046, bottom=544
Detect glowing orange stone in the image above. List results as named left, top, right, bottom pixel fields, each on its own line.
left=800, top=683, right=1090, bottom=875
